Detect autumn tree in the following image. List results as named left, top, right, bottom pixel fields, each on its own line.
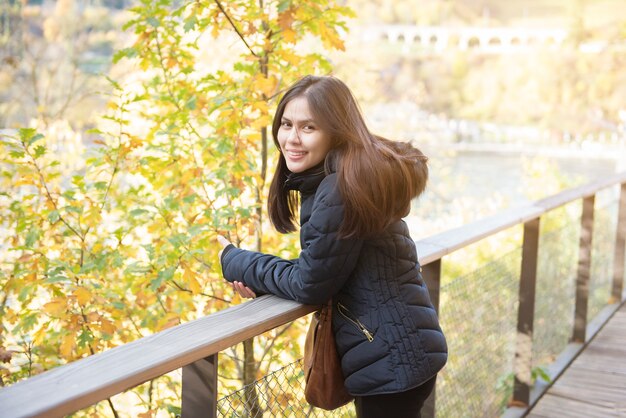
left=0, top=0, right=123, bottom=130
left=1, top=0, right=353, bottom=416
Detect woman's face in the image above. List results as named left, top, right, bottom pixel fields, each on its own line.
left=277, top=96, right=332, bottom=173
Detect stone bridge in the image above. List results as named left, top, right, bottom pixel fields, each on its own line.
left=360, top=25, right=569, bottom=52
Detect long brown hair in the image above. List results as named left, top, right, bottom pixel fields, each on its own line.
left=268, top=75, right=428, bottom=238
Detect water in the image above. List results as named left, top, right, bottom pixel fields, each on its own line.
left=406, top=146, right=622, bottom=239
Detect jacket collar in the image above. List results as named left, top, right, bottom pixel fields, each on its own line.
left=284, top=162, right=327, bottom=194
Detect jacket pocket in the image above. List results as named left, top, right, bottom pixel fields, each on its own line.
left=337, top=302, right=374, bottom=342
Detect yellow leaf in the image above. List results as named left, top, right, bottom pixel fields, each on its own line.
left=43, top=299, right=66, bottom=316
left=251, top=115, right=273, bottom=130
left=87, top=312, right=100, bottom=323
left=277, top=9, right=294, bottom=30
left=83, top=208, right=102, bottom=226
left=160, top=313, right=180, bottom=331
left=74, top=288, right=92, bottom=306
left=129, top=137, right=143, bottom=149
left=251, top=100, right=269, bottom=113
left=319, top=24, right=345, bottom=51
left=246, top=132, right=262, bottom=142
left=184, top=267, right=201, bottom=294
left=283, top=28, right=297, bottom=43
left=100, top=319, right=116, bottom=335
left=252, top=75, right=277, bottom=97
left=13, top=178, right=35, bottom=187
left=166, top=57, right=177, bottom=69
left=32, top=326, right=49, bottom=346
left=60, top=333, right=75, bottom=359
left=67, top=314, right=81, bottom=331
left=276, top=49, right=300, bottom=66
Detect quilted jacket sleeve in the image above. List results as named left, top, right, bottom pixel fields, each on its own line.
left=220, top=175, right=363, bottom=305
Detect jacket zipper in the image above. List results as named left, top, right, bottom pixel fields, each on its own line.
left=337, top=302, right=374, bottom=342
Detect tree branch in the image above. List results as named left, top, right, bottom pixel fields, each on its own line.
left=213, top=0, right=259, bottom=57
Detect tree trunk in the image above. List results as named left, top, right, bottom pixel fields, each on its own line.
left=242, top=338, right=263, bottom=417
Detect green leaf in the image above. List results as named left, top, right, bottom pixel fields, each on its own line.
left=183, top=15, right=197, bottom=32
left=112, top=301, right=126, bottom=310
left=182, top=193, right=196, bottom=204
left=130, top=208, right=149, bottom=217
left=94, top=181, right=108, bottom=191
left=18, top=312, right=39, bottom=332
left=150, top=266, right=176, bottom=291
left=25, top=228, right=39, bottom=247
left=111, top=250, right=124, bottom=268
left=18, top=286, right=34, bottom=303
left=77, top=329, right=94, bottom=348
left=28, top=134, right=45, bottom=146
left=9, top=150, right=24, bottom=159
left=185, top=96, right=197, bottom=110
left=112, top=48, right=137, bottom=64
left=18, top=128, right=37, bottom=142
left=33, top=145, right=46, bottom=158
left=147, top=17, right=160, bottom=28
left=533, top=366, right=551, bottom=383
left=65, top=205, right=83, bottom=215
left=188, top=224, right=203, bottom=237
left=48, top=210, right=60, bottom=223
left=277, top=0, right=291, bottom=13
left=125, top=262, right=151, bottom=275
left=168, top=233, right=189, bottom=247
left=167, top=405, right=182, bottom=415
left=44, top=275, right=72, bottom=284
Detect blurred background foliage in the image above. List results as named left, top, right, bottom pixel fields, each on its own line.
left=0, top=0, right=625, bottom=416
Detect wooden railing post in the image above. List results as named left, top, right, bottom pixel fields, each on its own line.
left=512, top=217, right=541, bottom=406
left=421, top=259, right=442, bottom=418
left=182, top=355, right=218, bottom=418
left=573, top=196, right=595, bottom=343
left=611, top=183, right=626, bottom=302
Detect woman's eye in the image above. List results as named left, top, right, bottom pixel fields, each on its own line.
left=281, top=121, right=291, bottom=128
left=303, top=125, right=315, bottom=131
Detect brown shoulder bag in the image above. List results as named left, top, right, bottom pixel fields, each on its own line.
left=303, top=300, right=353, bottom=410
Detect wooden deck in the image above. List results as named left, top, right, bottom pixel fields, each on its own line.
left=528, top=303, right=626, bottom=417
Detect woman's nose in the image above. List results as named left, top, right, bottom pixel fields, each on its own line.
left=287, top=127, right=301, bottom=144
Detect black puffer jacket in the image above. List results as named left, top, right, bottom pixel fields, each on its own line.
left=221, top=168, right=447, bottom=396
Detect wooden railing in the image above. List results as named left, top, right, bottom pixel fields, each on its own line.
left=1, top=171, right=625, bottom=418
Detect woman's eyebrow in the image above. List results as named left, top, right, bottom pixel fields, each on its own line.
left=290, top=118, right=316, bottom=124
left=281, top=116, right=316, bottom=124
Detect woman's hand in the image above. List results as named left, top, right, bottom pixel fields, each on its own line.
left=217, top=235, right=231, bottom=260
left=232, top=281, right=257, bottom=299
left=217, top=235, right=256, bottom=299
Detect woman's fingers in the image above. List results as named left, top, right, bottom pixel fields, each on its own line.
left=217, top=235, right=231, bottom=260
left=233, top=281, right=256, bottom=299
left=217, top=235, right=231, bottom=247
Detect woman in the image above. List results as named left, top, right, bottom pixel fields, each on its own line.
left=219, top=75, right=447, bottom=417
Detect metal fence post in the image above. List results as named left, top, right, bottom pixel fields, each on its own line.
left=421, top=259, right=442, bottom=418
left=512, top=217, right=541, bottom=406
left=573, top=196, right=595, bottom=343
left=182, top=355, right=218, bottom=418
left=612, top=183, right=626, bottom=302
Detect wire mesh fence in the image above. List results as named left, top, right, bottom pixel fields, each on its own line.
left=436, top=246, right=521, bottom=417
left=532, top=209, right=579, bottom=370
left=589, top=194, right=619, bottom=320
left=217, top=360, right=355, bottom=418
